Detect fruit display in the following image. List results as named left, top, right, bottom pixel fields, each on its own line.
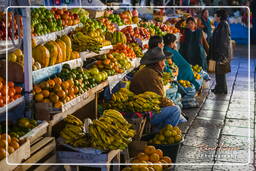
left=139, top=22, right=166, bottom=36
left=89, top=109, right=135, bottom=151
left=148, top=125, right=182, bottom=145
left=178, top=80, right=192, bottom=88
left=70, top=8, right=89, bottom=24
left=128, top=43, right=143, bottom=58
left=98, top=18, right=116, bottom=33
left=105, top=31, right=127, bottom=45
left=123, top=146, right=172, bottom=171
left=70, top=25, right=111, bottom=53
left=0, top=133, right=21, bottom=160
left=50, top=8, right=80, bottom=27
left=95, top=52, right=132, bottom=75
left=8, top=49, right=24, bottom=66
left=105, top=88, right=161, bottom=113
left=60, top=115, right=90, bottom=147
left=193, top=72, right=201, bottom=80
left=107, top=14, right=124, bottom=26
left=31, top=8, right=63, bottom=36
left=0, top=118, right=38, bottom=138
left=121, top=26, right=150, bottom=43
left=119, top=11, right=133, bottom=25
left=0, top=12, right=23, bottom=40
left=155, top=22, right=180, bottom=34
left=0, top=78, right=23, bottom=107
left=110, top=43, right=136, bottom=59
left=162, top=72, right=173, bottom=85
left=192, top=64, right=202, bottom=73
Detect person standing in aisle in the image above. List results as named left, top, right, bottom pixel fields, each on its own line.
left=178, top=17, right=209, bottom=71
left=209, top=10, right=231, bottom=94
left=198, top=9, right=213, bottom=43
left=163, top=33, right=201, bottom=91
left=130, top=47, right=187, bottom=128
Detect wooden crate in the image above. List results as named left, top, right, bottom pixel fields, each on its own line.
left=0, top=140, right=30, bottom=170
left=14, top=137, right=56, bottom=171
left=20, top=121, right=49, bottom=144
left=126, top=117, right=147, bottom=141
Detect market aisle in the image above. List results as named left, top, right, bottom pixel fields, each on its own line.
left=174, top=45, right=255, bottom=171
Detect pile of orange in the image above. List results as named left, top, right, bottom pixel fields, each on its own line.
left=111, top=43, right=136, bottom=59
left=0, top=76, right=23, bottom=107
left=33, top=77, right=80, bottom=109
left=0, top=134, right=20, bottom=160
left=122, top=146, right=172, bottom=171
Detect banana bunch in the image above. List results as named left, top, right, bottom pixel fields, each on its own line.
left=89, top=109, right=135, bottom=151
left=61, top=115, right=90, bottom=147
left=71, top=31, right=103, bottom=53
left=130, top=91, right=161, bottom=113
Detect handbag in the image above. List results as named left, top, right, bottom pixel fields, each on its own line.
left=216, top=58, right=231, bottom=74
left=208, top=60, right=216, bottom=73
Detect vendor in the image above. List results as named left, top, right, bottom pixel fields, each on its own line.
left=163, top=33, right=200, bottom=91
left=198, top=9, right=213, bottom=43
left=130, top=47, right=187, bottom=128
left=177, top=17, right=209, bottom=71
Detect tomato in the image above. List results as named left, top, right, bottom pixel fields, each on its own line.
left=14, top=86, right=22, bottom=94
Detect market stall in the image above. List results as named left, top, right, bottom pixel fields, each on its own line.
left=0, top=6, right=212, bottom=170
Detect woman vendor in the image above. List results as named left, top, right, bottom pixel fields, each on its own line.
left=163, top=33, right=200, bottom=91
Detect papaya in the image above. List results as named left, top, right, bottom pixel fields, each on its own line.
left=55, top=42, right=63, bottom=63
left=45, top=41, right=58, bottom=66
left=32, top=38, right=37, bottom=48
left=56, top=39, right=67, bottom=62
left=71, top=51, right=80, bottom=59
left=60, top=35, right=72, bottom=61
left=32, top=45, right=50, bottom=68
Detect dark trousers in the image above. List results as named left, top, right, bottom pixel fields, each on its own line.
left=215, top=73, right=227, bottom=92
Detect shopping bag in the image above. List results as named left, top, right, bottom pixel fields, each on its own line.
left=208, top=60, right=216, bottom=73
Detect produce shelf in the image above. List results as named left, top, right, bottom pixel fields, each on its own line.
left=34, top=23, right=83, bottom=45
left=0, top=96, right=25, bottom=115
left=32, top=58, right=83, bottom=84
left=118, top=24, right=137, bottom=30
left=80, top=45, right=113, bottom=60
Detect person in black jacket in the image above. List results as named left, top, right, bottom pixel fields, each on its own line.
left=210, top=10, right=231, bottom=94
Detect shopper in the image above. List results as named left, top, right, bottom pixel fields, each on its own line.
left=178, top=17, right=209, bottom=71
left=209, top=10, right=231, bottom=94
left=198, top=9, right=212, bottom=43
left=163, top=33, right=200, bottom=91
left=148, top=35, right=164, bottom=49
left=130, top=47, right=187, bottom=128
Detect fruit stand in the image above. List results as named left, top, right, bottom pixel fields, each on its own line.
left=0, top=6, right=211, bottom=170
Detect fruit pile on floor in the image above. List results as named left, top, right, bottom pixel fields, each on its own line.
left=122, top=146, right=172, bottom=171
left=0, top=12, right=23, bottom=40
left=94, top=52, right=132, bottom=75
left=104, top=88, right=161, bottom=113
left=121, top=26, right=150, bottom=43
left=0, top=118, right=38, bottom=138
left=178, top=80, right=192, bottom=88
left=110, top=43, right=136, bottom=59
left=0, top=134, right=21, bottom=160
left=0, top=78, right=23, bottom=107
left=89, top=109, right=135, bottom=151
left=32, top=35, right=80, bottom=70
left=148, top=125, right=182, bottom=145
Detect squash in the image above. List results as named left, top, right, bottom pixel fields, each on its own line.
left=32, top=45, right=50, bottom=68
left=56, top=39, right=67, bottom=62
left=55, top=42, right=63, bottom=63
left=60, top=35, right=72, bottom=61
left=45, top=41, right=58, bottom=66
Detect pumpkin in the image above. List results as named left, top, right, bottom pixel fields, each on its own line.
left=32, top=45, right=50, bottom=67
left=60, top=35, right=72, bottom=61
left=56, top=39, right=67, bottom=62
left=45, top=41, right=58, bottom=66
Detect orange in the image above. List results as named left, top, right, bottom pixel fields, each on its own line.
left=0, top=82, right=3, bottom=89
left=61, top=81, right=70, bottom=90
left=10, top=141, right=19, bottom=150
left=54, top=84, right=62, bottom=92
left=1, top=134, right=11, bottom=144
left=73, top=86, right=79, bottom=94
left=152, top=164, right=163, bottom=171
left=49, top=94, right=59, bottom=103
left=155, top=149, right=163, bottom=158
left=66, top=79, right=74, bottom=87
left=8, top=88, right=15, bottom=97
left=8, top=81, right=14, bottom=88
left=0, top=147, right=7, bottom=160
left=34, top=85, right=42, bottom=94
left=13, top=94, right=21, bottom=100
left=137, top=152, right=149, bottom=161
left=0, top=139, right=8, bottom=148
left=42, top=90, right=50, bottom=97
left=54, top=77, right=62, bottom=85
left=54, top=101, right=63, bottom=109
left=161, top=156, right=172, bottom=163
left=14, top=86, right=22, bottom=94
left=0, top=98, right=4, bottom=107
left=35, top=93, right=44, bottom=102
left=8, top=146, right=15, bottom=154
left=47, top=79, right=55, bottom=88
left=42, top=98, right=50, bottom=103
left=57, top=90, right=66, bottom=99
left=11, top=137, right=19, bottom=143
left=39, top=81, right=50, bottom=90
left=174, top=135, right=182, bottom=142
left=68, top=87, right=75, bottom=95
left=149, top=153, right=160, bottom=163
left=144, top=146, right=156, bottom=155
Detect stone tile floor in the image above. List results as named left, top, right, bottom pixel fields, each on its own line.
left=174, top=45, right=255, bottom=170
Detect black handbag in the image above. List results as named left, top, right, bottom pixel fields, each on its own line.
left=216, top=58, right=231, bottom=74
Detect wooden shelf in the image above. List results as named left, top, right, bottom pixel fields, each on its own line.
left=80, top=45, right=113, bottom=60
